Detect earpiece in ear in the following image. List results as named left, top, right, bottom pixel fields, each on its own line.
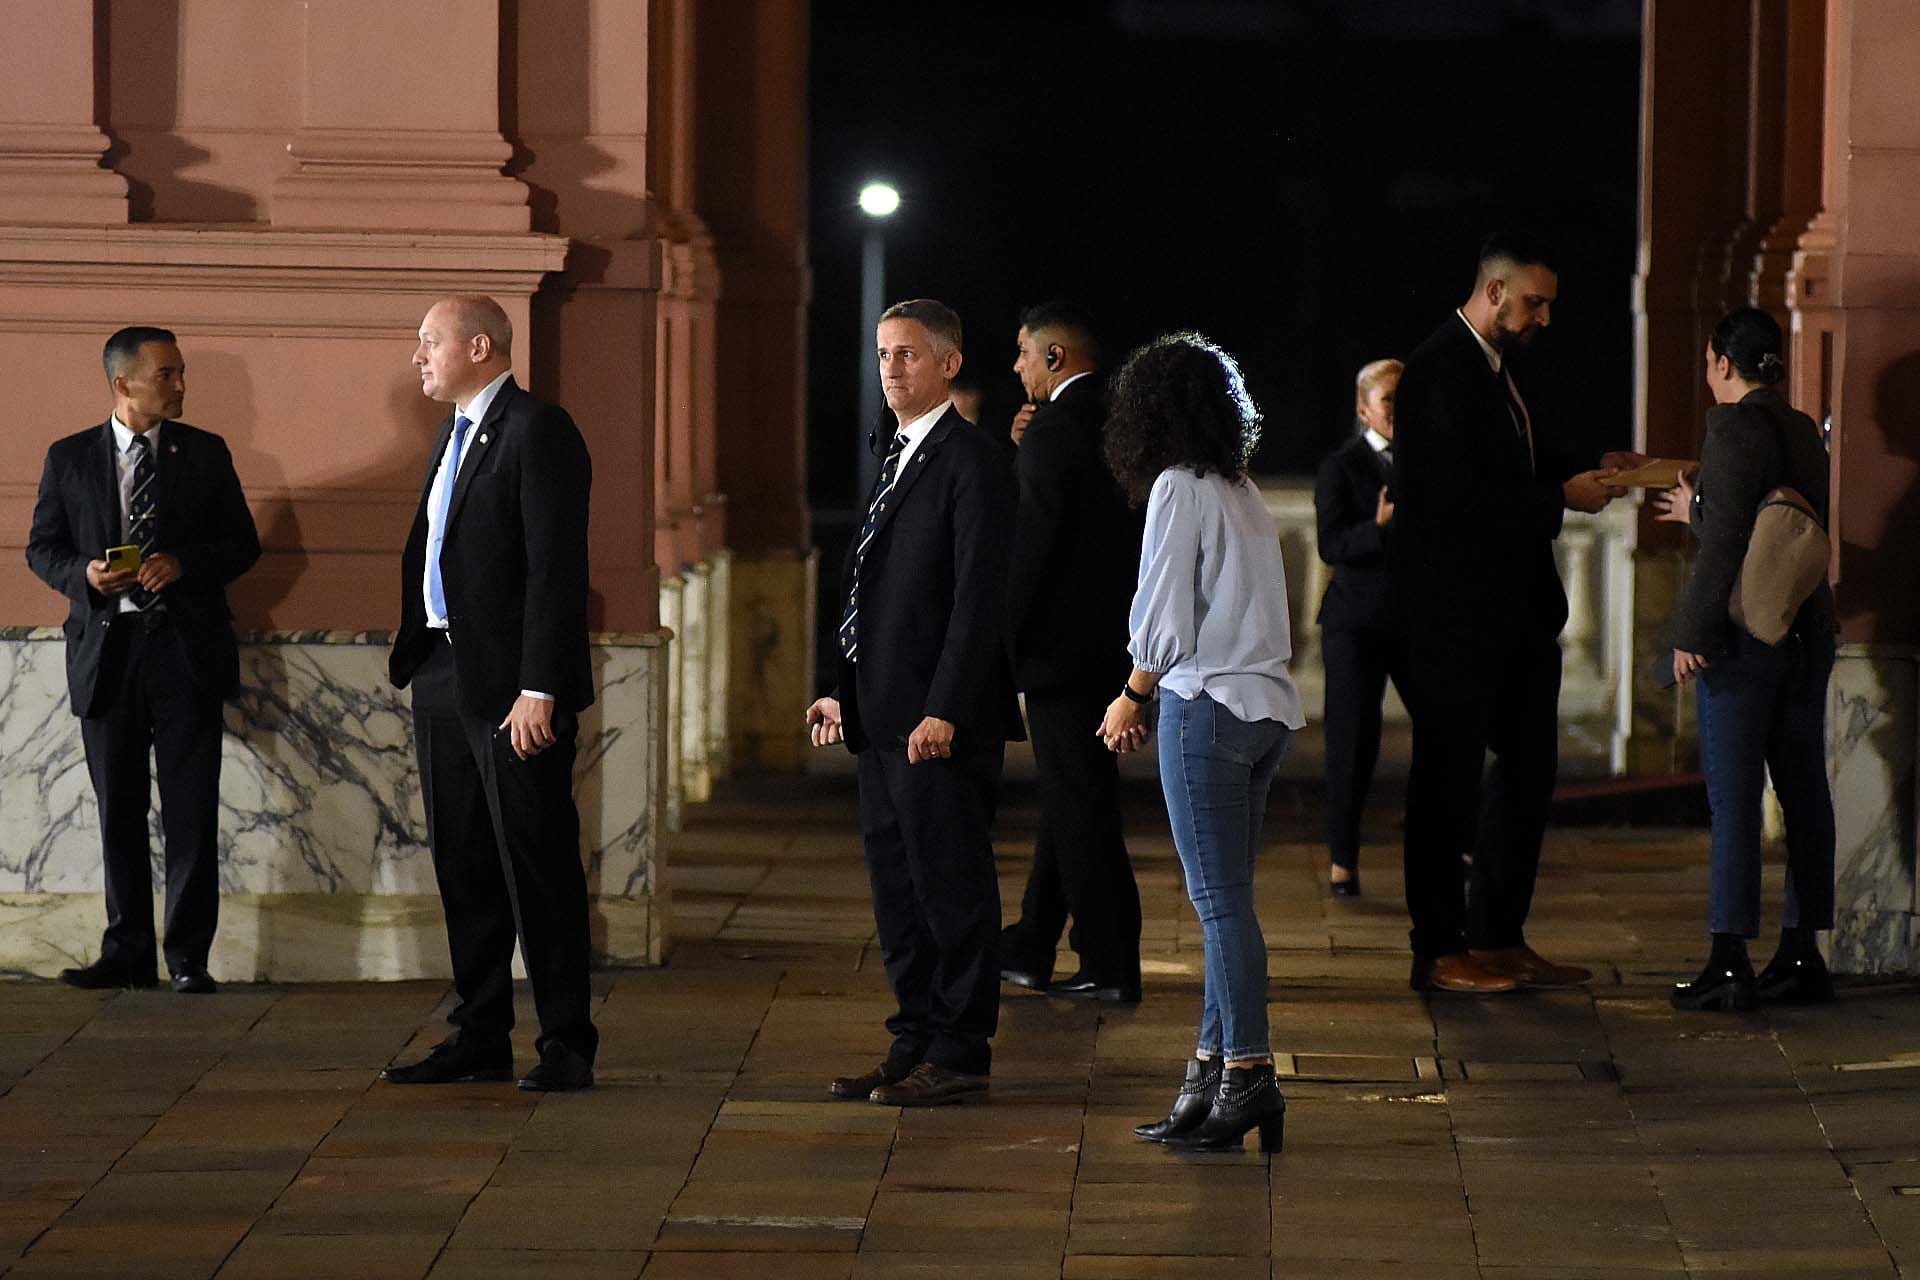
left=1045, top=346, right=1063, bottom=372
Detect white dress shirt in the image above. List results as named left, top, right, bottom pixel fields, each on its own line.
left=888, top=398, right=952, bottom=477
left=1362, top=426, right=1391, bottom=455
left=422, top=369, right=551, bottom=702
left=109, top=415, right=161, bottom=614
left=1456, top=309, right=1533, bottom=468
left=1047, top=370, right=1092, bottom=402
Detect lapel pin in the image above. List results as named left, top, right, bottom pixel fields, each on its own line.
left=478, top=434, right=488, bottom=444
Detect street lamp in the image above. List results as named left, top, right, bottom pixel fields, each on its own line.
left=857, top=182, right=900, bottom=499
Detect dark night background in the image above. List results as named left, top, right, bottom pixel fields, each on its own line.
left=806, top=0, right=1642, bottom=676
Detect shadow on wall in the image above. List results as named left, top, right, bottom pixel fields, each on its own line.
left=1838, top=351, right=1920, bottom=642
left=101, top=0, right=263, bottom=223
left=498, top=0, right=634, bottom=239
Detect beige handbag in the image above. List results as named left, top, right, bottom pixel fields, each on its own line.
left=1727, top=411, right=1829, bottom=645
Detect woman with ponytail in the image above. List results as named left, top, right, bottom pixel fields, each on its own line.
left=1655, top=306, right=1839, bottom=1011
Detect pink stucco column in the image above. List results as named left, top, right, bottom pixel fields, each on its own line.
left=0, top=0, right=126, bottom=225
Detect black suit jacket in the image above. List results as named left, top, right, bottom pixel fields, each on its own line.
left=1313, top=433, right=1397, bottom=631
left=833, top=404, right=1023, bottom=754
left=389, top=377, right=594, bottom=722
left=1666, top=386, right=1837, bottom=654
left=1004, top=375, right=1136, bottom=693
left=27, top=420, right=260, bottom=716
left=1388, top=316, right=1578, bottom=684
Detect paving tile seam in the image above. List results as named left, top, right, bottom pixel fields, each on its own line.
left=1777, top=1026, right=1904, bottom=1277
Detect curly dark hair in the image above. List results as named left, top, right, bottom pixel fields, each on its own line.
left=1103, top=332, right=1263, bottom=505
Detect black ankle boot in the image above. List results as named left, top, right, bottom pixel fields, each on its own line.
left=1132, top=1056, right=1222, bottom=1143
left=1757, top=929, right=1834, bottom=1005
left=1671, top=934, right=1757, bottom=1011
left=1162, top=1062, right=1285, bottom=1153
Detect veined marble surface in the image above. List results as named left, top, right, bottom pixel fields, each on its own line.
left=0, top=632, right=669, bottom=976
left=1828, top=646, right=1918, bottom=975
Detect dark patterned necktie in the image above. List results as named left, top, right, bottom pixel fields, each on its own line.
left=127, top=434, right=159, bottom=610
left=837, top=431, right=911, bottom=661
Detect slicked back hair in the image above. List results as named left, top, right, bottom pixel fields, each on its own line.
left=103, top=326, right=178, bottom=384
left=1475, top=229, right=1559, bottom=283
left=880, top=298, right=963, bottom=357
left=1018, top=299, right=1101, bottom=364
left=1355, top=358, right=1403, bottom=401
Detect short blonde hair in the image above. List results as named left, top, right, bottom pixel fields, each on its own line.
left=1355, top=358, right=1402, bottom=402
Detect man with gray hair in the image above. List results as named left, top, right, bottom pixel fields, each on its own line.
left=807, top=298, right=1021, bottom=1106
left=383, top=295, right=599, bottom=1092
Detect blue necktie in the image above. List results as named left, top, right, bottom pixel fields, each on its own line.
left=427, top=414, right=473, bottom=621
left=838, top=431, right=910, bottom=661
left=126, top=434, right=159, bottom=611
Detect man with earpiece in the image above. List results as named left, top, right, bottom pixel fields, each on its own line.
left=999, top=301, right=1144, bottom=1004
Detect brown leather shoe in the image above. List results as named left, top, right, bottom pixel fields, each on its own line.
left=869, top=1062, right=989, bottom=1107
left=1470, top=945, right=1592, bottom=988
left=1412, top=953, right=1522, bottom=994
left=829, top=1060, right=914, bottom=1101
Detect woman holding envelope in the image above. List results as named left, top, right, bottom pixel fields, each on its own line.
left=1654, top=306, right=1838, bottom=1012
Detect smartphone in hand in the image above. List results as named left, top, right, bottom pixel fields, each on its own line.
left=105, top=544, right=142, bottom=573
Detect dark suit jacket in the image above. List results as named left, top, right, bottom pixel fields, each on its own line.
left=27, top=420, right=260, bottom=716
left=1388, top=316, right=1579, bottom=684
left=389, top=377, right=594, bottom=722
left=1666, top=386, right=1837, bottom=654
left=1004, top=375, right=1136, bottom=693
left=1314, top=433, right=1396, bottom=631
left=833, top=404, right=1023, bottom=754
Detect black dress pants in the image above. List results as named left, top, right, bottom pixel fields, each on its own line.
left=79, top=612, right=224, bottom=977
left=1320, top=623, right=1409, bottom=871
left=1002, top=683, right=1140, bottom=985
left=857, top=732, right=1003, bottom=1076
left=411, top=635, right=598, bottom=1061
left=1401, top=638, right=1561, bottom=959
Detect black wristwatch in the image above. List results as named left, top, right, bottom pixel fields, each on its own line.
left=1120, top=683, right=1153, bottom=705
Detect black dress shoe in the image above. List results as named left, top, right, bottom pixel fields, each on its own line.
left=1000, top=965, right=1051, bottom=991
left=1671, top=954, right=1758, bottom=1011
left=869, top=1062, right=989, bottom=1107
left=1133, top=1055, right=1222, bottom=1143
left=58, top=959, right=157, bottom=990
left=169, top=966, right=218, bottom=995
left=517, top=1042, right=595, bottom=1092
left=1757, top=948, right=1834, bottom=1005
left=381, top=1038, right=513, bottom=1085
left=1048, top=973, right=1142, bottom=1004
left=1163, top=1062, right=1285, bottom=1153
left=830, top=1059, right=916, bottom=1100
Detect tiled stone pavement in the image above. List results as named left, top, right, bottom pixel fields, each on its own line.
left=5, top=765, right=1920, bottom=1278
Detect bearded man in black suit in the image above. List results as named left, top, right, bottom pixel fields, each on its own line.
left=998, top=301, right=1142, bottom=1003
left=807, top=298, right=1020, bottom=1107
left=27, top=326, right=261, bottom=995
left=381, top=295, right=598, bottom=1093
left=1389, top=232, right=1626, bottom=995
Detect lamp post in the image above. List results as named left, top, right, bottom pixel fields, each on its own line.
left=856, top=181, right=900, bottom=500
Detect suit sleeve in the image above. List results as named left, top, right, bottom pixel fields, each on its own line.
left=1668, top=414, right=1766, bottom=653
left=1003, top=415, right=1073, bottom=644
left=171, top=437, right=262, bottom=587
left=924, top=439, right=1014, bottom=727
left=1314, top=450, right=1385, bottom=566
left=25, top=449, right=94, bottom=607
left=518, top=409, right=593, bottom=697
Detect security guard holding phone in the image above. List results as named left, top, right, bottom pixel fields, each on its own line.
left=26, top=325, right=260, bottom=994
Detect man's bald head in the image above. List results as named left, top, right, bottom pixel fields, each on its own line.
left=414, top=296, right=514, bottom=405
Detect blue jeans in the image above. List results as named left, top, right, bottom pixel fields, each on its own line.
left=1695, top=627, right=1836, bottom=937
left=1158, top=690, right=1292, bottom=1061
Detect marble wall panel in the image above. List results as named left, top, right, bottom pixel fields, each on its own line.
left=0, top=630, right=668, bottom=977
left=1828, top=646, right=1918, bottom=975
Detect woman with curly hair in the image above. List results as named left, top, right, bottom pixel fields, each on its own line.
left=1099, top=332, right=1303, bottom=1153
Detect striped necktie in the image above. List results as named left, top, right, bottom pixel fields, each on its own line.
left=837, top=431, right=911, bottom=662
left=126, top=434, right=160, bottom=611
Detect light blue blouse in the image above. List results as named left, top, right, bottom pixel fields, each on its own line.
left=1128, top=468, right=1304, bottom=729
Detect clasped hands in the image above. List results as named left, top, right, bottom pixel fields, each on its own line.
left=1097, top=695, right=1150, bottom=754
left=86, top=551, right=181, bottom=597
left=804, top=698, right=957, bottom=763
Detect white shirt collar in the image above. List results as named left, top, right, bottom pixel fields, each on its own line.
left=110, top=414, right=161, bottom=453
left=1048, top=370, right=1092, bottom=401
left=1362, top=427, right=1391, bottom=454
left=457, top=369, right=513, bottom=426
left=1457, top=308, right=1503, bottom=373
left=896, top=398, right=950, bottom=445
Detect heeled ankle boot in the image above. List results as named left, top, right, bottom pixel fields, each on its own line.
left=1132, top=1055, right=1222, bottom=1142
left=1757, top=928, right=1834, bottom=1005
left=1671, top=933, right=1757, bottom=1011
left=1162, top=1062, right=1285, bottom=1153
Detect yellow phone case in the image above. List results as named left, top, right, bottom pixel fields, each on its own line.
left=105, top=544, right=142, bottom=572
